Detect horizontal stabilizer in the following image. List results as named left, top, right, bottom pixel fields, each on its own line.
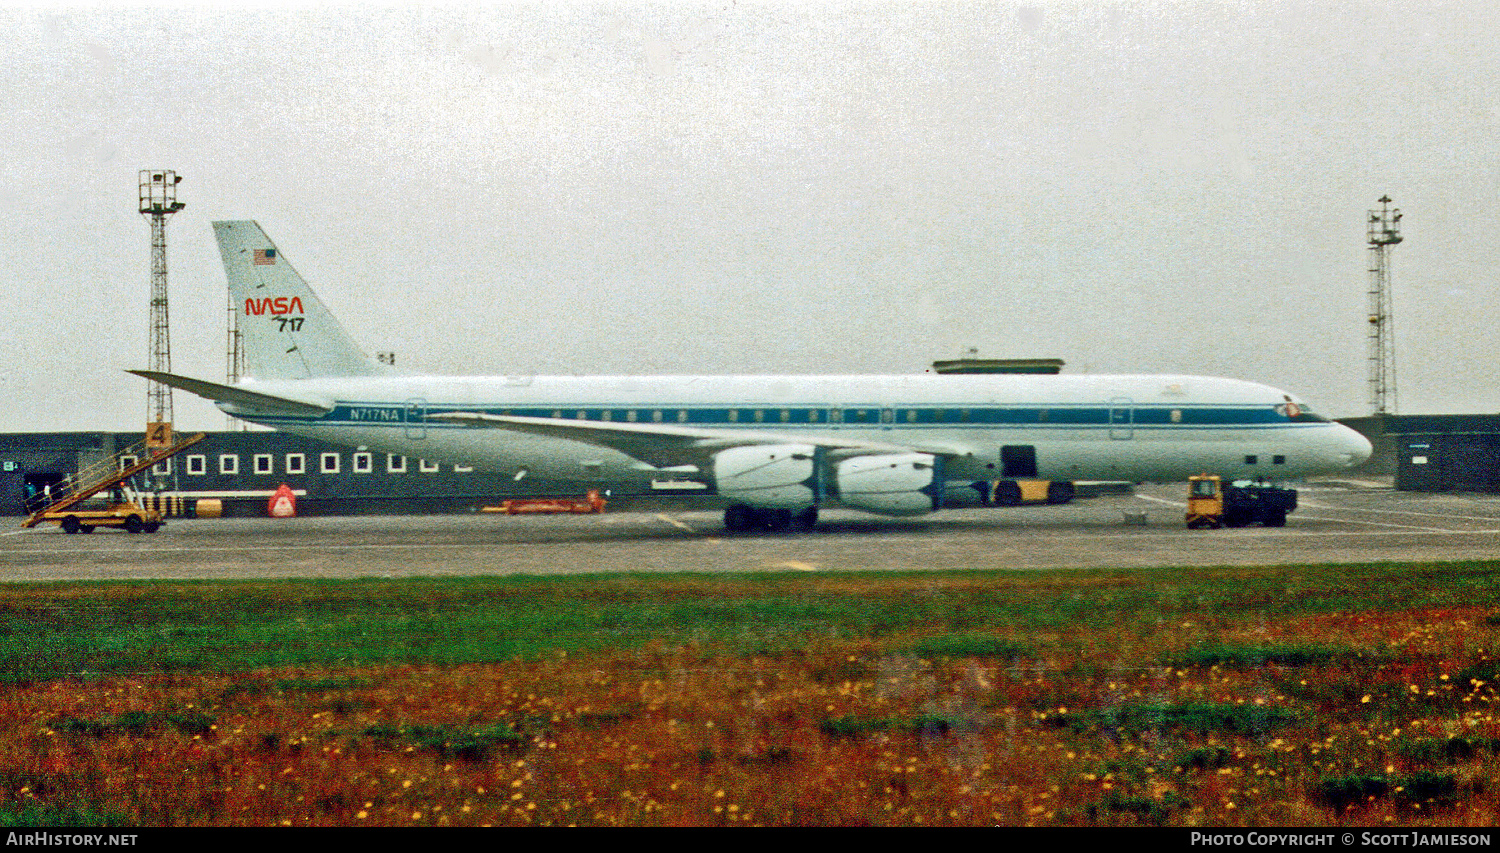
left=130, top=370, right=334, bottom=417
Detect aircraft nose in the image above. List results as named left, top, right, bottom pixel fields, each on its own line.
left=1335, top=424, right=1373, bottom=468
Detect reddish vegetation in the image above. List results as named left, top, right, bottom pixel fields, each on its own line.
left=5, top=604, right=1500, bottom=826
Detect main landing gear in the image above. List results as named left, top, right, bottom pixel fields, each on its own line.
left=723, top=504, right=818, bottom=533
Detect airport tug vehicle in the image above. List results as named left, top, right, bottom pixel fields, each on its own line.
left=1185, top=474, right=1297, bottom=529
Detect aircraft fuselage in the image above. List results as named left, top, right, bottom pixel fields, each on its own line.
left=222, top=372, right=1371, bottom=493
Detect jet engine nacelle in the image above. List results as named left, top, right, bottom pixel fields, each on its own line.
left=835, top=453, right=945, bottom=516
left=712, top=444, right=822, bottom=509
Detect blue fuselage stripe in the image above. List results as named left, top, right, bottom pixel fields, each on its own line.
left=256, top=403, right=1317, bottom=430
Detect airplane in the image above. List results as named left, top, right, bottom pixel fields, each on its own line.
left=133, top=220, right=1373, bottom=532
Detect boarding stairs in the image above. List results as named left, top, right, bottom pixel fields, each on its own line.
left=21, top=432, right=207, bottom=528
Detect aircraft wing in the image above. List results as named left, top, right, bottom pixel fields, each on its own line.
left=426, top=412, right=983, bottom=470
left=130, top=370, right=335, bottom=418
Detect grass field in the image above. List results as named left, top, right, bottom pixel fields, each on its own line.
left=3, top=561, right=1500, bottom=826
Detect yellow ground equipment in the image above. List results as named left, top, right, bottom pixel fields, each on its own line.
left=21, top=432, right=206, bottom=533
left=42, top=489, right=164, bottom=534
left=1185, top=474, right=1297, bottom=529
left=987, top=479, right=1075, bottom=506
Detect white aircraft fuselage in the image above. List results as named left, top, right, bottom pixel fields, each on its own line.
left=135, top=220, right=1373, bottom=530
left=228, top=372, right=1370, bottom=487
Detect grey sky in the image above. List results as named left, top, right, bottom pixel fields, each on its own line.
left=3, top=0, right=1497, bottom=432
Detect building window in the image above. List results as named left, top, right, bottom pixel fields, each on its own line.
left=254, top=454, right=273, bottom=475
left=186, top=455, right=206, bottom=476
left=454, top=463, right=473, bottom=473
left=419, top=458, right=440, bottom=473
left=219, top=454, right=239, bottom=475
left=353, top=452, right=373, bottom=473
left=1273, top=455, right=1286, bottom=465
left=152, top=458, right=172, bottom=476
left=1245, top=455, right=1259, bottom=465
left=387, top=454, right=407, bottom=473
left=118, top=455, right=138, bottom=472
left=321, top=453, right=341, bottom=474
left=285, top=453, right=306, bottom=475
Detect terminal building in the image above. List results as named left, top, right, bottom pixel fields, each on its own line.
left=0, top=430, right=576, bottom=518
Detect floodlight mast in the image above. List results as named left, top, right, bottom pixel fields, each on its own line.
left=1367, top=195, right=1402, bottom=416
left=139, top=170, right=185, bottom=450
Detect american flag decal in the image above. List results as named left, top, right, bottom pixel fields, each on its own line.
left=253, top=249, right=277, bottom=265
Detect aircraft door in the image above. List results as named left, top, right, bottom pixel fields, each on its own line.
left=405, top=398, right=427, bottom=440
left=1109, top=397, right=1134, bottom=440
left=1001, top=445, right=1038, bottom=479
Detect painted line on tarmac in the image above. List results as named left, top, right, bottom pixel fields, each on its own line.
left=1299, top=501, right=1500, bottom=523
left=1137, top=493, right=1474, bottom=534
left=655, top=514, right=698, bottom=533
left=768, top=561, right=820, bottom=572
left=1135, top=495, right=1184, bottom=508
left=1288, top=515, right=1468, bottom=534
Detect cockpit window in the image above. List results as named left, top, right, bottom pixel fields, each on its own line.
left=1279, top=401, right=1329, bottom=423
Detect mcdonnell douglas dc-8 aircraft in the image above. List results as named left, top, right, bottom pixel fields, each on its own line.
left=134, top=221, right=1372, bottom=532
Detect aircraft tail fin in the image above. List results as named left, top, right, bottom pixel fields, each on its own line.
left=214, top=220, right=386, bottom=380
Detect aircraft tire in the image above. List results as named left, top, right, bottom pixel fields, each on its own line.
left=60, top=516, right=80, bottom=535
left=760, top=508, right=793, bottom=532
left=724, top=504, right=757, bottom=533
left=1046, top=482, right=1075, bottom=504
left=79, top=525, right=95, bottom=534
left=994, top=481, right=1023, bottom=506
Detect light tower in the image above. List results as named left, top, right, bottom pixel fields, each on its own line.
left=1366, top=195, right=1402, bottom=416
left=140, top=170, right=185, bottom=449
